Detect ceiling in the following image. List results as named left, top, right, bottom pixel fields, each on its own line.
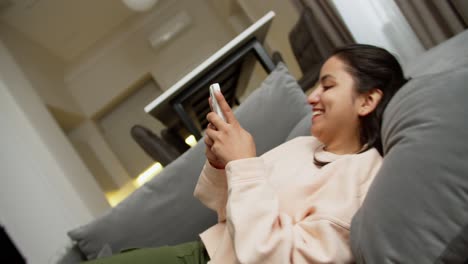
left=0, top=0, right=141, bottom=63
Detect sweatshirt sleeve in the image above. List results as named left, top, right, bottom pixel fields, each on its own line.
left=193, top=161, right=228, bottom=222
left=225, top=158, right=352, bottom=263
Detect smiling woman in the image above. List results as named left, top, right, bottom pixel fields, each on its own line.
left=310, top=44, right=408, bottom=158
left=195, top=44, right=409, bottom=264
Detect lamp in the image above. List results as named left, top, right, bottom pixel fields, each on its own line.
left=122, top=0, right=158, bottom=12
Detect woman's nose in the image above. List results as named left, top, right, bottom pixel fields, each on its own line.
left=307, top=89, right=321, bottom=105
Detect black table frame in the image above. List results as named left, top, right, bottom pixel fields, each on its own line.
left=170, top=37, right=276, bottom=140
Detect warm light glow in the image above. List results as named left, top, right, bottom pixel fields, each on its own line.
left=104, top=162, right=164, bottom=207
left=134, top=162, right=163, bottom=188
left=105, top=182, right=136, bottom=207
left=185, top=135, right=197, bottom=147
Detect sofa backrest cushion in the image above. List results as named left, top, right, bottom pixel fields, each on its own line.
left=405, top=29, right=468, bottom=78
left=234, top=63, right=311, bottom=152
left=350, top=67, right=468, bottom=263
left=286, top=111, right=312, bottom=141
left=68, top=62, right=310, bottom=260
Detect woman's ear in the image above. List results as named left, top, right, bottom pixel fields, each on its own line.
left=358, top=88, right=383, bottom=116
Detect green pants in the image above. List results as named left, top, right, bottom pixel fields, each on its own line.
left=82, top=241, right=209, bottom=264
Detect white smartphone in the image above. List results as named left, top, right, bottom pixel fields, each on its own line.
left=209, top=83, right=226, bottom=122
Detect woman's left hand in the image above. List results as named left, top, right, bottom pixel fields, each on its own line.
left=205, top=91, right=256, bottom=167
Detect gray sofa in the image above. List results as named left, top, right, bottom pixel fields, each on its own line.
left=59, top=30, right=468, bottom=263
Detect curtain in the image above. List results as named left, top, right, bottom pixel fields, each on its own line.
left=395, top=0, right=468, bottom=49
left=291, top=0, right=354, bottom=57
left=289, top=0, right=354, bottom=89
left=332, top=0, right=426, bottom=68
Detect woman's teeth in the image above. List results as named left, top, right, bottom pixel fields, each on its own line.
left=313, top=110, right=324, bottom=116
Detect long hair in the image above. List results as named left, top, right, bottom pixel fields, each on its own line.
left=331, top=44, right=408, bottom=155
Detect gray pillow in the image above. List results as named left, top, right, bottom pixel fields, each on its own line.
left=350, top=68, right=468, bottom=263
left=286, top=111, right=312, bottom=141
left=235, top=62, right=310, bottom=153
left=68, top=62, right=309, bottom=260
left=405, top=29, right=468, bottom=78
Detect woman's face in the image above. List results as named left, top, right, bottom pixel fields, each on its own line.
left=307, top=56, right=362, bottom=144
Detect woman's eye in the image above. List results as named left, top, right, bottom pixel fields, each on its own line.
left=323, top=85, right=333, bottom=90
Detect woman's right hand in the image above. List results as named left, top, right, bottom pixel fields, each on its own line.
left=205, top=124, right=225, bottom=170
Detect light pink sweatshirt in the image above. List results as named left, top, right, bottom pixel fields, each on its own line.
left=194, top=136, right=382, bottom=263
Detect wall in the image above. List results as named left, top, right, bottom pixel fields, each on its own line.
left=0, top=23, right=82, bottom=115
left=0, top=40, right=109, bottom=263
left=0, top=16, right=131, bottom=215
left=67, top=119, right=133, bottom=189
left=64, top=0, right=236, bottom=117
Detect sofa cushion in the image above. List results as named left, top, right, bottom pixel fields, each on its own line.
left=235, top=62, right=311, bottom=152
left=405, top=29, right=468, bottom=78
left=68, top=62, right=309, bottom=260
left=350, top=67, right=468, bottom=263
left=286, top=111, right=312, bottom=141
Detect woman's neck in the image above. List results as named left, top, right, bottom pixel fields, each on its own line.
left=323, top=132, right=363, bottom=155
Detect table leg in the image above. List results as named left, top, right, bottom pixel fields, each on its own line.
left=252, top=40, right=276, bottom=73
left=173, top=102, right=203, bottom=140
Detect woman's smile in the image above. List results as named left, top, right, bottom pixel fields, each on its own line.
left=312, top=108, right=325, bottom=122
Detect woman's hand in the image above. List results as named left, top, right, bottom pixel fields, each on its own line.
left=204, top=130, right=225, bottom=169
left=205, top=91, right=256, bottom=168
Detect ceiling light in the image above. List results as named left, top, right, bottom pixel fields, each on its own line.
left=122, top=0, right=158, bottom=12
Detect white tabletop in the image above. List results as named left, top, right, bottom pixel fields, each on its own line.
left=144, top=11, right=276, bottom=115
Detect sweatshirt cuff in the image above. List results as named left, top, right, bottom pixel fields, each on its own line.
left=203, top=161, right=227, bottom=188
left=225, top=157, right=265, bottom=184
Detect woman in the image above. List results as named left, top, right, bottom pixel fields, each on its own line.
left=85, top=44, right=407, bottom=264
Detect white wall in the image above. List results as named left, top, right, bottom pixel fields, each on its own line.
left=68, top=120, right=132, bottom=188
left=0, top=23, right=82, bottom=115
left=0, top=40, right=109, bottom=263
left=65, top=0, right=236, bottom=117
